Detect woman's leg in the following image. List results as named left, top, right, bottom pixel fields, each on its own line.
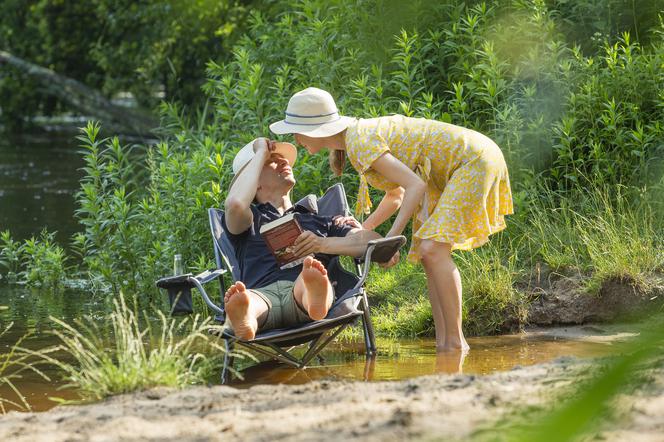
left=419, top=239, right=469, bottom=352
left=422, top=261, right=447, bottom=347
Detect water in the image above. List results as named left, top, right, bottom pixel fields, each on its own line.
left=0, top=286, right=622, bottom=412
left=228, top=332, right=618, bottom=387
left=0, top=132, right=84, bottom=243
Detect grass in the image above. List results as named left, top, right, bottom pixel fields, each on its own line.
left=523, top=185, right=664, bottom=293
left=360, top=184, right=663, bottom=339
left=37, top=292, right=228, bottom=402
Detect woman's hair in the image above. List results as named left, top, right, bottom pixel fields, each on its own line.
left=329, top=150, right=346, bottom=176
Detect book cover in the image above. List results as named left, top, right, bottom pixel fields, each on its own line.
left=259, top=213, right=307, bottom=269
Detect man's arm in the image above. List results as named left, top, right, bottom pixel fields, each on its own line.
left=224, top=138, right=271, bottom=235
left=292, top=228, right=381, bottom=259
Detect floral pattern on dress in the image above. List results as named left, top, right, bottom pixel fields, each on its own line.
left=344, top=115, right=514, bottom=261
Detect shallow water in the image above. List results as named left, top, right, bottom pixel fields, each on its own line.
left=0, top=132, right=84, bottom=243
left=228, top=331, right=618, bottom=387
left=0, top=286, right=622, bottom=412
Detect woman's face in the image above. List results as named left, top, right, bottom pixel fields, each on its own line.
left=294, top=133, right=328, bottom=154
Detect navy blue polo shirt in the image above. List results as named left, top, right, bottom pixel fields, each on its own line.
left=221, top=202, right=354, bottom=289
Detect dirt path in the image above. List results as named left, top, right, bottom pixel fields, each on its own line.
left=1, top=353, right=662, bottom=442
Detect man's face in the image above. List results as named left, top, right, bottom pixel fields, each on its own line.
left=258, top=153, right=296, bottom=192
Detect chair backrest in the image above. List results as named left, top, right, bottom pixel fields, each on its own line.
left=317, top=183, right=349, bottom=217
left=208, top=208, right=241, bottom=281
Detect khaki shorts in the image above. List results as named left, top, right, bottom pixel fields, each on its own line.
left=251, top=280, right=312, bottom=331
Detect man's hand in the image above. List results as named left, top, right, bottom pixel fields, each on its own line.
left=378, top=250, right=400, bottom=269
left=332, top=215, right=361, bottom=229
left=253, top=137, right=276, bottom=156
left=291, top=231, right=324, bottom=257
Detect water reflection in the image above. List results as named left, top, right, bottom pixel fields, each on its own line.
left=0, top=132, right=84, bottom=243
left=229, top=332, right=619, bottom=388
left=0, top=286, right=628, bottom=413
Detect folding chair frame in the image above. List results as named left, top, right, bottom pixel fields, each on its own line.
left=157, top=184, right=404, bottom=383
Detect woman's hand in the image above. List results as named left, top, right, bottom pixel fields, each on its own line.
left=333, top=215, right=362, bottom=229
left=378, top=250, right=400, bottom=269
left=291, top=231, right=324, bottom=257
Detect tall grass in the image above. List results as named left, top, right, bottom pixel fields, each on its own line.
left=40, top=293, right=226, bottom=401
left=522, top=185, right=664, bottom=292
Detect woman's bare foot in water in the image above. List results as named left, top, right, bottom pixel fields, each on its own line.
left=300, top=256, right=333, bottom=320
left=436, top=337, right=470, bottom=354
left=224, top=281, right=257, bottom=340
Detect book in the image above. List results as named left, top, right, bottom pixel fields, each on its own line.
left=259, top=213, right=308, bottom=269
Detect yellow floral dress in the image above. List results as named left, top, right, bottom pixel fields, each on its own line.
left=345, top=115, right=513, bottom=261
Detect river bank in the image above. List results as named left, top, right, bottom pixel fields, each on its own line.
left=1, top=325, right=661, bottom=441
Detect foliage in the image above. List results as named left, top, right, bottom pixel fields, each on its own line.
left=2, top=0, right=664, bottom=338
left=0, top=229, right=67, bottom=290
left=20, top=230, right=68, bottom=290
left=0, top=230, right=22, bottom=283
left=38, top=293, right=226, bottom=401
left=0, top=0, right=256, bottom=128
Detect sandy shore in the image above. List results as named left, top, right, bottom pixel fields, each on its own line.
left=1, top=325, right=662, bottom=442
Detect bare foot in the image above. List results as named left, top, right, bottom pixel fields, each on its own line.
left=224, top=281, right=257, bottom=340
left=436, top=339, right=470, bottom=354
left=300, top=256, right=333, bottom=320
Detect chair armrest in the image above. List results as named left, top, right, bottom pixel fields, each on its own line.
left=156, top=269, right=227, bottom=317
left=156, top=268, right=226, bottom=289
left=364, top=236, right=407, bottom=263
left=353, top=236, right=407, bottom=291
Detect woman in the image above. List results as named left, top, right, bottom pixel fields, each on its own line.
left=270, top=87, right=513, bottom=352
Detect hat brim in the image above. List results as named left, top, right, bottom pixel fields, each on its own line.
left=229, top=141, right=298, bottom=190
left=269, top=116, right=355, bottom=137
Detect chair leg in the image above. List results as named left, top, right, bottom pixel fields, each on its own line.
left=361, top=294, right=377, bottom=356
left=220, top=339, right=235, bottom=384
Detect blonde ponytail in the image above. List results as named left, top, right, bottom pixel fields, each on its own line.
left=329, top=150, right=346, bottom=176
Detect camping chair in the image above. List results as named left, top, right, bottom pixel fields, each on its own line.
left=156, top=183, right=405, bottom=382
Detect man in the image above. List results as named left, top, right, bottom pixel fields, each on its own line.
left=222, top=137, right=396, bottom=340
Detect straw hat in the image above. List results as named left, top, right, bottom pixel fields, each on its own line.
left=269, top=87, right=355, bottom=137
left=229, top=139, right=297, bottom=188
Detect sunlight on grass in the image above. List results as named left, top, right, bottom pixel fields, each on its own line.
left=40, top=293, right=226, bottom=402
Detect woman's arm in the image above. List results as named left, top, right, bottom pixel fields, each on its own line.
left=369, top=153, right=426, bottom=238
left=362, top=186, right=405, bottom=230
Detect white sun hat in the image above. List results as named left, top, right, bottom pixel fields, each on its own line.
left=229, top=139, right=297, bottom=188
left=269, top=87, right=355, bottom=138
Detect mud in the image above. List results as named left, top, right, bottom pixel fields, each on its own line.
left=527, top=273, right=664, bottom=326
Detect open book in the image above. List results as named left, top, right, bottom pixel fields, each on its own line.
left=259, top=213, right=308, bottom=269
